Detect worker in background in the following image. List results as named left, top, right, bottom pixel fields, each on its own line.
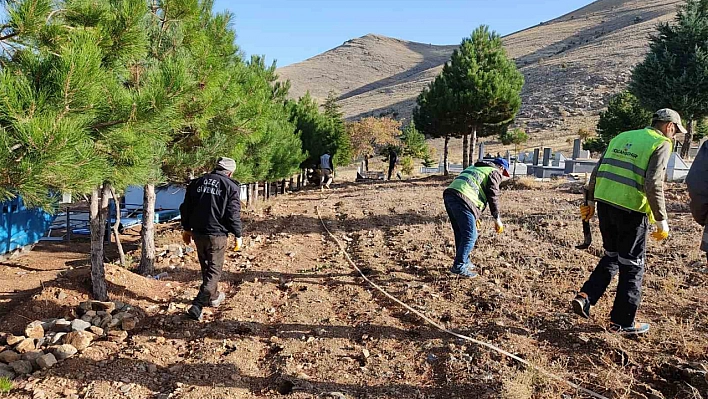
left=443, top=157, right=509, bottom=278
left=687, top=139, right=708, bottom=263
left=320, top=151, right=334, bottom=191
left=387, top=147, right=398, bottom=181
left=573, top=109, right=681, bottom=335
left=180, top=157, right=243, bottom=321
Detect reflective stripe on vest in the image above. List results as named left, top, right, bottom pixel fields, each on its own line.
left=447, top=166, right=494, bottom=210
left=594, top=128, right=670, bottom=216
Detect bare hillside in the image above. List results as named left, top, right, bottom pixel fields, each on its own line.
left=278, top=0, right=684, bottom=155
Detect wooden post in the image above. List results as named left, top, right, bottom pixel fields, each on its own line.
left=297, top=174, right=302, bottom=189
left=281, top=179, right=286, bottom=194
left=265, top=181, right=270, bottom=200
left=246, top=183, right=251, bottom=206
left=65, top=208, right=71, bottom=242
left=289, top=177, right=294, bottom=192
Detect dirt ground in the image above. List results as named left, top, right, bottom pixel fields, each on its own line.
left=1, top=176, right=706, bottom=399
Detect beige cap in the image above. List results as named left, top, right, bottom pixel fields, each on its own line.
left=216, top=157, right=236, bottom=172
left=653, top=108, right=688, bottom=134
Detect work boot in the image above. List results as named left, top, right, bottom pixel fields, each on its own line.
left=450, top=264, right=478, bottom=278
left=608, top=322, right=650, bottom=336
left=571, top=292, right=591, bottom=319
left=210, top=292, right=226, bottom=308
left=186, top=304, right=202, bottom=321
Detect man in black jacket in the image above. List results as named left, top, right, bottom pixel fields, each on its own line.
left=687, top=140, right=708, bottom=262
left=180, top=157, right=242, bottom=320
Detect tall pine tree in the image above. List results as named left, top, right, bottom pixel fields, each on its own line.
left=630, top=0, right=708, bottom=157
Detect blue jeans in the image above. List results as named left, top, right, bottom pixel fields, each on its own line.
left=444, top=193, right=478, bottom=271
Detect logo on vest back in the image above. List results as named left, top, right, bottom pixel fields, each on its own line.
left=613, top=143, right=638, bottom=158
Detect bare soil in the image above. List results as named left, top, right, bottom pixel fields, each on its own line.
left=1, top=177, right=706, bottom=398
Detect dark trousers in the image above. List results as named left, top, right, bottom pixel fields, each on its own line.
left=443, top=193, right=479, bottom=270
left=580, top=202, right=648, bottom=327
left=192, top=234, right=227, bottom=308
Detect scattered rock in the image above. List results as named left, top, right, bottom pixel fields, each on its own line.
left=51, top=332, right=66, bottom=345
left=0, top=363, right=15, bottom=379
left=107, top=331, right=128, bottom=343
left=0, top=350, right=21, bottom=363
left=36, top=353, right=57, bottom=370
left=147, top=364, right=157, bottom=373
left=84, top=310, right=97, bottom=318
left=53, top=344, right=78, bottom=360
left=70, top=319, right=91, bottom=332
left=56, top=290, right=67, bottom=301
left=113, top=301, right=126, bottom=312
left=24, top=321, right=44, bottom=339
left=321, top=392, right=347, bottom=399
left=121, top=317, right=137, bottom=331
left=64, top=331, right=93, bottom=351
left=6, top=334, right=23, bottom=346
left=40, top=319, right=57, bottom=331
left=89, top=326, right=104, bottom=336
left=362, top=349, right=370, bottom=359
left=15, top=338, right=36, bottom=354
left=99, top=315, right=112, bottom=329
left=9, top=359, right=32, bottom=375
left=90, top=316, right=102, bottom=327
left=53, top=319, right=72, bottom=332
left=22, top=350, right=44, bottom=366
left=93, top=301, right=116, bottom=314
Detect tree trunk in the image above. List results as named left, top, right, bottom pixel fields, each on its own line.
left=470, top=125, right=478, bottom=164
left=108, top=184, right=126, bottom=267
left=443, top=136, right=450, bottom=176
left=681, top=119, right=694, bottom=158
left=462, top=134, right=469, bottom=169
left=254, top=182, right=259, bottom=202
left=90, top=185, right=108, bottom=301
left=138, top=183, right=156, bottom=275
left=281, top=179, right=286, bottom=194
left=364, top=155, right=369, bottom=172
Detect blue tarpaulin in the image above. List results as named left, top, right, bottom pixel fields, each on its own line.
left=0, top=197, right=55, bottom=255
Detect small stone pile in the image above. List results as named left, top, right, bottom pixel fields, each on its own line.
left=0, top=300, right=138, bottom=380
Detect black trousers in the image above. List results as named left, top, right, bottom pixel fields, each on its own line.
left=192, top=234, right=227, bottom=308
left=580, top=202, right=648, bottom=327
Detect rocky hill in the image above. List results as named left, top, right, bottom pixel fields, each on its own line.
left=277, top=0, right=683, bottom=151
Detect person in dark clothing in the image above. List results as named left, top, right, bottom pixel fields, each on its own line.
left=687, top=140, right=708, bottom=261
left=180, top=157, right=242, bottom=321
left=443, top=158, right=509, bottom=278
left=572, top=109, right=682, bottom=335
left=387, top=148, right=398, bottom=181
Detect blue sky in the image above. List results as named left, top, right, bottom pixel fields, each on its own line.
left=214, top=0, right=595, bottom=67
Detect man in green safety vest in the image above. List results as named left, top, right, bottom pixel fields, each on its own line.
left=443, top=157, right=509, bottom=278
left=572, top=108, right=684, bottom=335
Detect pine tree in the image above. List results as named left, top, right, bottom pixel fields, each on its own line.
left=415, top=26, right=523, bottom=172
left=585, top=91, right=652, bottom=153
left=630, top=0, right=708, bottom=157
left=289, top=92, right=350, bottom=169
left=414, top=75, right=460, bottom=175
left=399, top=121, right=431, bottom=159
left=447, top=26, right=524, bottom=166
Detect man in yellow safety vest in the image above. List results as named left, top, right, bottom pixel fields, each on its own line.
left=572, top=108, right=684, bottom=335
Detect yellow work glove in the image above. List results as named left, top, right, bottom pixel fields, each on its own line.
left=494, top=218, right=504, bottom=234
left=234, top=237, right=243, bottom=251
left=181, top=230, right=192, bottom=245
left=580, top=201, right=595, bottom=222
left=475, top=219, right=482, bottom=230
left=650, top=220, right=669, bottom=242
